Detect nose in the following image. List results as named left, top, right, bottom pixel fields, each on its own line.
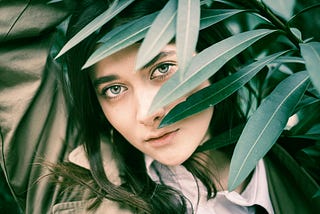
left=136, top=89, right=166, bottom=127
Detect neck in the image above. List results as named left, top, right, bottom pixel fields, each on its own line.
left=201, top=150, right=252, bottom=193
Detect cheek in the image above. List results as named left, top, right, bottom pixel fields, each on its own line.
left=99, top=101, right=134, bottom=136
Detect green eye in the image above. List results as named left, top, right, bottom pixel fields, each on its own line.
left=110, top=85, right=122, bottom=94
left=151, top=63, right=177, bottom=80
left=102, top=85, right=127, bottom=99
left=157, top=64, right=170, bottom=73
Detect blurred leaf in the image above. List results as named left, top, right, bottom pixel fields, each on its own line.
left=98, top=19, right=139, bottom=43
left=300, top=42, right=320, bottom=93
left=149, top=29, right=276, bottom=114
left=55, top=0, right=134, bottom=59
left=160, top=51, right=288, bottom=127
left=313, top=190, right=320, bottom=198
left=290, top=28, right=302, bottom=40
left=288, top=3, right=320, bottom=26
left=273, top=56, right=305, bottom=64
left=262, top=0, right=295, bottom=20
left=196, top=124, right=245, bottom=152
left=303, top=142, right=320, bottom=158
left=288, top=118, right=320, bottom=140
left=214, top=0, right=243, bottom=8
left=228, top=71, right=310, bottom=191
left=290, top=101, right=320, bottom=136
left=201, top=0, right=214, bottom=7
left=176, top=0, right=200, bottom=73
left=47, top=0, right=63, bottom=3
left=295, top=97, right=320, bottom=113
left=135, top=0, right=177, bottom=70
left=82, top=12, right=158, bottom=69
left=200, top=9, right=245, bottom=29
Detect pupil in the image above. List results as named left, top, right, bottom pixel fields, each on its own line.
left=111, top=86, right=120, bottom=94
left=159, top=64, right=168, bottom=73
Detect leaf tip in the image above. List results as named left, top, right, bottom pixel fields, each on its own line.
left=54, top=50, right=63, bottom=60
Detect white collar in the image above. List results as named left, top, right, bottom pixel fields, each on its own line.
left=217, top=159, right=274, bottom=213
left=145, top=156, right=274, bottom=214
left=68, top=142, right=121, bottom=185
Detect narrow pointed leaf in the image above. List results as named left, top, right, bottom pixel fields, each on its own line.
left=82, top=13, right=158, bottom=69
left=47, top=0, right=63, bottom=3
left=273, top=56, right=305, bottom=64
left=55, top=0, right=134, bottom=59
left=262, top=0, right=294, bottom=20
left=228, top=71, right=310, bottom=191
left=313, top=190, right=320, bottom=199
left=98, top=19, right=138, bottom=43
left=160, top=51, right=287, bottom=127
left=300, top=42, right=320, bottom=93
left=196, top=124, right=245, bottom=152
left=176, top=0, right=200, bottom=72
left=149, top=29, right=276, bottom=114
left=290, top=101, right=320, bottom=136
left=135, top=0, right=177, bottom=70
left=200, top=9, right=245, bottom=29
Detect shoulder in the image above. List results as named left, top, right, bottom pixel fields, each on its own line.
left=52, top=198, right=133, bottom=214
left=69, top=141, right=121, bottom=185
left=52, top=141, right=129, bottom=213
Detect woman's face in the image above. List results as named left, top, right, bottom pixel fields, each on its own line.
left=91, top=43, right=213, bottom=166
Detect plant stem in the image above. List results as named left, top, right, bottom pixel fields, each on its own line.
left=248, top=0, right=302, bottom=48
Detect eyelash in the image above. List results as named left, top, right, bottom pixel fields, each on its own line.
left=101, top=84, right=128, bottom=100
left=150, top=62, right=177, bottom=81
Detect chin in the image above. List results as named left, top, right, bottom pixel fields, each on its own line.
left=157, top=156, right=187, bottom=166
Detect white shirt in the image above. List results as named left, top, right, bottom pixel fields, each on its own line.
left=145, top=156, right=274, bottom=214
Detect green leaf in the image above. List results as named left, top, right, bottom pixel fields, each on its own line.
left=82, top=12, right=158, bottom=69
left=262, top=0, right=295, bottom=20
left=160, top=51, right=288, bottom=127
left=300, top=42, right=320, bottom=93
left=201, top=0, right=214, bottom=7
left=228, top=71, right=310, bottom=191
left=176, top=0, right=200, bottom=72
left=196, top=124, right=245, bottom=152
left=47, top=0, right=63, bottom=3
left=290, top=101, right=320, bottom=136
left=149, top=29, right=276, bottom=114
left=290, top=28, right=302, bottom=40
left=55, top=0, right=134, bottom=59
left=200, top=9, right=245, bottom=29
left=288, top=4, right=320, bottom=27
left=313, top=189, right=320, bottom=199
left=273, top=56, right=305, bottom=64
left=98, top=19, right=138, bottom=43
left=136, top=7, right=245, bottom=71
left=135, top=0, right=178, bottom=70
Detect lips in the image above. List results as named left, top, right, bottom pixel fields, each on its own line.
left=145, top=129, right=179, bottom=147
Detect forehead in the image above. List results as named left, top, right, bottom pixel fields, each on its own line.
left=93, top=43, right=140, bottom=76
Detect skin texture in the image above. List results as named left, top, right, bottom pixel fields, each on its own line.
left=91, top=43, right=213, bottom=166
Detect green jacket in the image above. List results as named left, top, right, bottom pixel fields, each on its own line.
left=0, top=1, right=319, bottom=213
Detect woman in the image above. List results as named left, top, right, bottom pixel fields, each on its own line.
left=0, top=0, right=318, bottom=213
left=51, top=0, right=319, bottom=213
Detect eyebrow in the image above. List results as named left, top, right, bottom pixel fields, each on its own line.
left=142, top=50, right=176, bottom=69
left=93, top=50, right=176, bottom=88
left=93, top=74, right=119, bottom=88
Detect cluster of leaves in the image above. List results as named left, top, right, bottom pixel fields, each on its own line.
left=55, top=0, right=320, bottom=193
